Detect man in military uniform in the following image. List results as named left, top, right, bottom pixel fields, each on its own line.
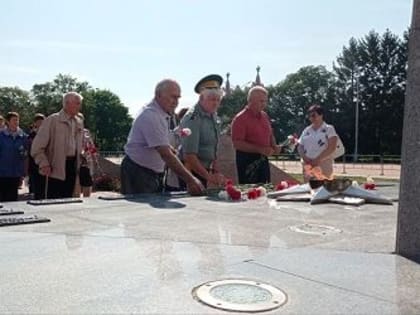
left=179, top=74, right=226, bottom=187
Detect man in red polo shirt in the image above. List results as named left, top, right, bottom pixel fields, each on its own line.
left=231, top=86, right=281, bottom=184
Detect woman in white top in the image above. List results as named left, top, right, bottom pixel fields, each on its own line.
left=297, top=105, right=338, bottom=181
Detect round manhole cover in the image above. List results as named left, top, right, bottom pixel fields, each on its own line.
left=289, top=223, right=342, bottom=235
left=192, top=279, right=287, bottom=312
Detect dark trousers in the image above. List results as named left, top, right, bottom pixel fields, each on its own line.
left=29, top=167, right=41, bottom=195
left=236, top=151, right=270, bottom=184
left=121, top=156, right=164, bottom=194
left=35, top=158, right=77, bottom=199
left=0, top=177, right=20, bottom=201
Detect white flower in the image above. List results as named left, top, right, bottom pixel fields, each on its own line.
left=256, top=186, right=267, bottom=196
left=180, top=128, right=192, bottom=137
left=218, top=190, right=229, bottom=200
left=366, top=176, right=374, bottom=184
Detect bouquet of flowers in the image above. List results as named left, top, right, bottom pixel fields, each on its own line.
left=275, top=180, right=299, bottom=191
left=217, top=179, right=267, bottom=201
left=363, top=176, right=376, bottom=190
left=280, top=133, right=299, bottom=154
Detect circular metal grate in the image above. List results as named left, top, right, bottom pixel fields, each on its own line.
left=192, top=279, right=287, bottom=312
left=289, top=223, right=342, bottom=235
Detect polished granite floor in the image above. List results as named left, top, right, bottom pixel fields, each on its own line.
left=1, top=183, right=420, bottom=314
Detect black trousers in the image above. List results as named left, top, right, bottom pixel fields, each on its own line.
left=0, top=177, right=20, bottom=201
left=35, top=158, right=77, bottom=199
left=121, top=156, right=164, bottom=194
left=236, top=151, right=270, bottom=184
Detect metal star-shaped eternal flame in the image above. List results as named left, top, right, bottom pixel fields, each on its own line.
left=266, top=180, right=393, bottom=206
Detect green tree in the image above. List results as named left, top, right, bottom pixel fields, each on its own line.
left=83, top=89, right=132, bottom=151
left=30, top=74, right=132, bottom=151
left=333, top=37, right=361, bottom=152
left=334, top=30, right=407, bottom=155
left=0, top=86, right=34, bottom=129
left=218, top=85, right=248, bottom=131
left=268, top=65, right=337, bottom=142
left=31, top=73, right=91, bottom=115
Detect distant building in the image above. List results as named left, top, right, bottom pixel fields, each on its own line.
left=253, top=65, right=263, bottom=86
left=224, top=72, right=232, bottom=96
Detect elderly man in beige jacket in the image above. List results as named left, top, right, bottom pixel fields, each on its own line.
left=31, top=92, right=84, bottom=199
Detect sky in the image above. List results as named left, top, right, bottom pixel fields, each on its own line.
left=0, top=0, right=413, bottom=117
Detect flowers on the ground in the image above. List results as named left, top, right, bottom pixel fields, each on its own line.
left=218, top=179, right=269, bottom=201
left=218, top=190, right=229, bottom=200
left=364, top=183, right=376, bottom=190
left=363, top=176, right=376, bottom=190
left=366, top=176, right=374, bottom=184
left=246, top=187, right=266, bottom=199
left=275, top=180, right=299, bottom=191
left=225, top=183, right=242, bottom=200
left=247, top=188, right=258, bottom=199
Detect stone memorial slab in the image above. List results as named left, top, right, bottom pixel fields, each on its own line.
left=0, top=215, right=50, bottom=227
left=27, top=198, right=83, bottom=206
left=267, top=184, right=311, bottom=198
left=276, top=193, right=312, bottom=202
left=328, top=196, right=365, bottom=206
left=0, top=208, right=24, bottom=216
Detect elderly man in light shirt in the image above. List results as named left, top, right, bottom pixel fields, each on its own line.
left=121, top=79, right=204, bottom=196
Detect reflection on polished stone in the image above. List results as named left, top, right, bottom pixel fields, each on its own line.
left=0, top=184, right=418, bottom=314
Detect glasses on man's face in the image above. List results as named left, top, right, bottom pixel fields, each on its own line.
left=308, top=113, right=317, bottom=119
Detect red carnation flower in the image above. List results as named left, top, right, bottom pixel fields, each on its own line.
left=247, top=188, right=258, bottom=199
left=226, top=185, right=241, bottom=200
left=275, top=181, right=289, bottom=191
left=364, top=183, right=376, bottom=190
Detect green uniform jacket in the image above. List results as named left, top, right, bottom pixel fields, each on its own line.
left=180, top=103, right=221, bottom=169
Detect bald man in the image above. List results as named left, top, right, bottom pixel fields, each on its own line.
left=231, top=86, right=281, bottom=184
left=121, top=79, right=204, bottom=196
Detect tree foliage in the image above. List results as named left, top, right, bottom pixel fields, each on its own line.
left=31, top=74, right=91, bottom=115
left=83, top=89, right=132, bottom=151
left=334, top=29, right=407, bottom=155
left=218, top=86, right=247, bottom=131
left=0, top=29, right=408, bottom=156
left=0, top=86, right=34, bottom=128
left=268, top=65, right=337, bottom=142
left=1, top=74, right=132, bottom=150
left=219, top=29, right=407, bottom=155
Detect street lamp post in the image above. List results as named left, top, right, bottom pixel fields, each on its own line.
left=354, top=70, right=360, bottom=163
